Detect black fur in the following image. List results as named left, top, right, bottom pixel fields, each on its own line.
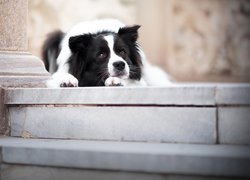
left=42, top=26, right=142, bottom=87
left=42, top=30, right=65, bottom=73
left=118, top=26, right=142, bottom=80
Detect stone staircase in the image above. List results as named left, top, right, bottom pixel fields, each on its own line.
left=1, top=84, right=250, bottom=180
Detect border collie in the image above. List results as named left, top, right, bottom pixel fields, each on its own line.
left=42, top=19, right=172, bottom=87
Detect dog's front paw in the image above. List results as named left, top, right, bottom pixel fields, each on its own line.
left=46, top=72, right=78, bottom=88
left=105, top=77, right=124, bottom=86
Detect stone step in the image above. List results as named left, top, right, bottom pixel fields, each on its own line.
left=0, top=137, right=250, bottom=178
left=2, top=84, right=250, bottom=144
left=4, top=83, right=250, bottom=106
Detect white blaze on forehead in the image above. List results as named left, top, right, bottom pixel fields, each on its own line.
left=104, top=35, right=121, bottom=61
left=104, top=35, right=129, bottom=78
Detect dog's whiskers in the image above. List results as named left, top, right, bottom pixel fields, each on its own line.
left=97, top=68, right=110, bottom=83
left=129, top=65, right=140, bottom=74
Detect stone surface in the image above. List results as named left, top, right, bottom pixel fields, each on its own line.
left=1, top=164, right=167, bottom=180
left=9, top=106, right=216, bottom=144
left=0, top=52, right=49, bottom=87
left=216, top=84, right=250, bottom=105
left=1, top=165, right=245, bottom=180
left=0, top=87, right=8, bottom=135
left=0, top=52, right=49, bottom=76
left=5, top=84, right=250, bottom=144
left=219, top=107, right=250, bottom=145
left=5, top=84, right=250, bottom=105
left=0, top=76, right=48, bottom=88
left=1, top=137, right=250, bottom=177
left=0, top=0, right=28, bottom=51
left=5, top=85, right=216, bottom=105
left=165, top=0, right=250, bottom=82
left=0, top=1, right=50, bottom=88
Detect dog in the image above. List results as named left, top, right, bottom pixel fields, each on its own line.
left=42, top=19, right=172, bottom=87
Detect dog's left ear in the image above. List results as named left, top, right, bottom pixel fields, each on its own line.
left=118, top=25, right=141, bottom=42
left=69, top=34, right=93, bottom=53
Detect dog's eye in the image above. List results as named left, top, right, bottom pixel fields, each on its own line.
left=97, top=52, right=107, bottom=59
left=118, top=49, right=126, bottom=57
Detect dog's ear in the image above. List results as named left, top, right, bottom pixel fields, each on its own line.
left=69, top=34, right=92, bottom=53
left=118, top=25, right=141, bottom=42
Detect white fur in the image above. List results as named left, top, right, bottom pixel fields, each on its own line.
left=139, top=49, right=173, bottom=86
left=47, top=72, right=78, bottom=88
left=105, top=77, right=124, bottom=86
left=47, top=19, right=173, bottom=88
left=104, top=35, right=129, bottom=78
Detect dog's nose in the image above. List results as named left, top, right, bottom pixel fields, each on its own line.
left=113, top=61, right=125, bottom=71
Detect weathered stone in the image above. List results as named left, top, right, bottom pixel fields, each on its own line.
left=1, top=164, right=167, bottom=180
left=5, top=84, right=250, bottom=145
left=219, top=107, right=250, bottom=145
left=0, top=52, right=49, bottom=87
left=216, top=84, right=250, bottom=105
left=0, top=0, right=28, bottom=51
left=0, top=1, right=50, bottom=87
left=0, top=53, right=48, bottom=76
left=165, top=0, right=250, bottom=82
left=5, top=85, right=216, bottom=105
left=0, top=76, right=48, bottom=88
left=1, top=165, right=246, bottom=180
left=1, top=137, right=250, bottom=177
left=9, top=106, right=216, bottom=144
left=0, top=87, right=8, bottom=135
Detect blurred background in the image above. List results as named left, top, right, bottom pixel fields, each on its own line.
left=28, top=0, right=250, bottom=82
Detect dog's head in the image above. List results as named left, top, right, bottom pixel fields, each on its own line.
left=68, top=25, right=142, bottom=86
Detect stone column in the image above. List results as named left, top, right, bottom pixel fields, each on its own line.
left=0, top=0, right=49, bottom=135
left=0, top=0, right=49, bottom=87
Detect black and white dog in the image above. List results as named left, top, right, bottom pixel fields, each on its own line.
left=42, top=19, right=172, bottom=87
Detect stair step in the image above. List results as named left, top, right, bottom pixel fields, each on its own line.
left=5, top=85, right=216, bottom=105
left=5, top=84, right=250, bottom=106
left=9, top=106, right=217, bottom=143
left=0, top=137, right=250, bottom=178
left=2, top=84, right=250, bottom=145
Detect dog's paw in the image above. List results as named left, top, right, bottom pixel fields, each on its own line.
left=105, top=77, right=124, bottom=86
left=46, top=72, right=78, bottom=88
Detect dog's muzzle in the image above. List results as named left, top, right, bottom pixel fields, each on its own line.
left=110, top=60, right=129, bottom=78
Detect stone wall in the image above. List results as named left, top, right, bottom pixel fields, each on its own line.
left=28, top=0, right=250, bottom=82
left=165, top=0, right=250, bottom=82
